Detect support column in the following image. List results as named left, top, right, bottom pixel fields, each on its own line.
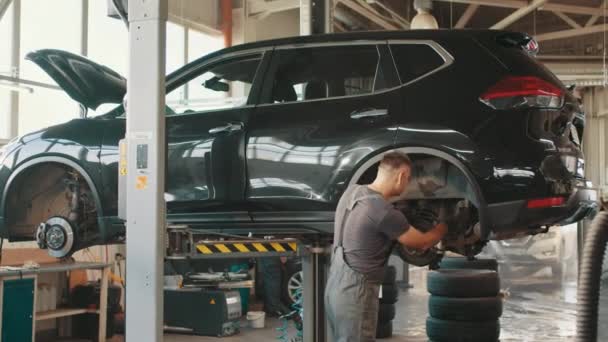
left=301, top=0, right=332, bottom=35
left=302, top=244, right=330, bottom=342
left=8, top=0, right=20, bottom=139
left=125, top=1, right=167, bottom=341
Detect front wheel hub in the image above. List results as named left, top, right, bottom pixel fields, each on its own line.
left=36, top=217, right=75, bottom=258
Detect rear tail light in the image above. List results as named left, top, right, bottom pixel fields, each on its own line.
left=480, top=76, right=564, bottom=110
left=526, top=197, right=566, bottom=209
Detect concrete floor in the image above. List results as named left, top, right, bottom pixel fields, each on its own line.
left=109, top=266, right=608, bottom=342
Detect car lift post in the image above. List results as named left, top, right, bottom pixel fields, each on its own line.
left=300, top=1, right=333, bottom=340
left=125, top=0, right=167, bottom=341
left=302, top=244, right=331, bottom=342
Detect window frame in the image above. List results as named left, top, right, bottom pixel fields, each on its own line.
left=164, top=49, right=271, bottom=116
left=387, top=40, right=454, bottom=86
left=257, top=41, right=399, bottom=106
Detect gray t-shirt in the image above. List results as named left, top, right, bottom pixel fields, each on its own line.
left=334, top=185, right=409, bottom=275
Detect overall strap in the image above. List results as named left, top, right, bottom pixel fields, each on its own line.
left=336, top=190, right=383, bottom=247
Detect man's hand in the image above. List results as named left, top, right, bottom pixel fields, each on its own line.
left=406, top=208, right=440, bottom=233
left=397, top=221, right=448, bottom=250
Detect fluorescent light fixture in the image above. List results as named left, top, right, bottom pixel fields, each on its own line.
left=0, top=82, right=34, bottom=93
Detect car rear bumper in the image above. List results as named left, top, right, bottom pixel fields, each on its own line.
left=485, top=186, right=598, bottom=238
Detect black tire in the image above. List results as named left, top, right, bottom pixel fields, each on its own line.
left=439, top=257, right=498, bottom=271
left=383, top=265, right=397, bottom=285
left=428, top=295, right=503, bottom=321
left=376, top=320, right=393, bottom=339
left=380, top=284, right=399, bottom=304
left=426, top=317, right=500, bottom=342
left=427, top=269, right=500, bottom=298
left=378, top=303, right=396, bottom=323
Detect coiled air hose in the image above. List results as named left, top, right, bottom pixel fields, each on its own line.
left=577, top=211, right=608, bottom=342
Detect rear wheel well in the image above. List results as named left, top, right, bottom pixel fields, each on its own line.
left=352, top=151, right=486, bottom=256
left=4, top=162, right=98, bottom=247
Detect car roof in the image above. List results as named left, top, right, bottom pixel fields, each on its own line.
left=192, top=29, right=508, bottom=65
left=165, top=29, right=511, bottom=92
left=211, top=29, right=506, bottom=56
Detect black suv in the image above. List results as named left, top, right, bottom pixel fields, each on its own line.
left=0, top=30, right=598, bottom=260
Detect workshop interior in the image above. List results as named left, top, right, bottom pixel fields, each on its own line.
left=0, top=0, right=607, bottom=341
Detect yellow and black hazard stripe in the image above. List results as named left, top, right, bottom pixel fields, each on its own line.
left=196, top=241, right=298, bottom=255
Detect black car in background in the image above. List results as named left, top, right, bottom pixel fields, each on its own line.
left=0, top=30, right=598, bottom=261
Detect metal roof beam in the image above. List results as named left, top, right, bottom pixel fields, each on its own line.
left=536, top=24, right=607, bottom=41
left=585, top=0, right=607, bottom=27
left=370, top=0, right=410, bottom=28
left=434, top=0, right=608, bottom=17
left=552, top=11, right=581, bottom=29
left=455, top=4, right=479, bottom=28
left=337, top=0, right=400, bottom=30
left=491, top=0, right=548, bottom=29
left=0, top=0, right=12, bottom=22
left=248, top=0, right=299, bottom=17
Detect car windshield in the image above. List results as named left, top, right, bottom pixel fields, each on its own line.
left=99, top=54, right=261, bottom=118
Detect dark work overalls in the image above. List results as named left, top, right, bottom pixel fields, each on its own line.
left=324, top=190, right=388, bottom=342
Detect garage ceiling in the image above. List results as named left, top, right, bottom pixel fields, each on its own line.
left=332, top=0, right=607, bottom=59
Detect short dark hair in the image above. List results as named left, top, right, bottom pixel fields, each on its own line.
left=379, top=151, right=412, bottom=171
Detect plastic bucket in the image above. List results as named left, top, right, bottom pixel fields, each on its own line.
left=246, top=311, right=266, bottom=328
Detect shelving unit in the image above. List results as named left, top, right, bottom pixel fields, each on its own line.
left=0, top=261, right=111, bottom=342
left=35, top=308, right=99, bottom=321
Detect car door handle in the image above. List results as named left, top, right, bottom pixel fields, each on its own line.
left=350, top=108, right=388, bottom=120
left=208, top=122, right=243, bottom=134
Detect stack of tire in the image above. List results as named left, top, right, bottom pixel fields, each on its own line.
left=376, top=265, right=398, bottom=338
left=426, top=257, right=502, bottom=342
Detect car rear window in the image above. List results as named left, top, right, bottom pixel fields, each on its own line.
left=267, top=45, right=386, bottom=104
left=390, top=44, right=445, bottom=84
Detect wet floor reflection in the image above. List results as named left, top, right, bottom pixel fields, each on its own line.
left=392, top=267, right=581, bottom=341
left=390, top=224, right=601, bottom=342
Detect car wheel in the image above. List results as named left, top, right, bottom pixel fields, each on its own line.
left=286, top=270, right=303, bottom=305
left=380, top=284, right=399, bottom=304
left=427, top=269, right=500, bottom=298
left=426, top=317, right=500, bottom=342
left=428, top=295, right=502, bottom=321
left=376, top=320, right=393, bottom=339
left=282, top=261, right=303, bottom=307
left=377, top=303, right=396, bottom=323
left=439, top=257, right=498, bottom=271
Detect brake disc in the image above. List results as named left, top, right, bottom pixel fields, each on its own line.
left=396, top=245, right=443, bottom=269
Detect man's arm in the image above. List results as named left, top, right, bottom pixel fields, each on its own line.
left=396, top=223, right=447, bottom=250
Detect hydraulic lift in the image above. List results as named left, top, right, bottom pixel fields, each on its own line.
left=165, top=226, right=332, bottom=341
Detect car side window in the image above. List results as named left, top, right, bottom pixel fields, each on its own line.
left=390, top=44, right=445, bottom=84
left=166, top=53, right=263, bottom=114
left=265, top=45, right=386, bottom=104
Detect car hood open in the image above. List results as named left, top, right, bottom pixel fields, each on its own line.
left=26, top=49, right=126, bottom=110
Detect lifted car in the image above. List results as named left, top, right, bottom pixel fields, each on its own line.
left=0, top=30, right=598, bottom=262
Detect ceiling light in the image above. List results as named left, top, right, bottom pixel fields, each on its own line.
left=411, top=0, right=438, bottom=29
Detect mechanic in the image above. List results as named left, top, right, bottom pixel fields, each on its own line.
left=324, top=151, right=448, bottom=341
